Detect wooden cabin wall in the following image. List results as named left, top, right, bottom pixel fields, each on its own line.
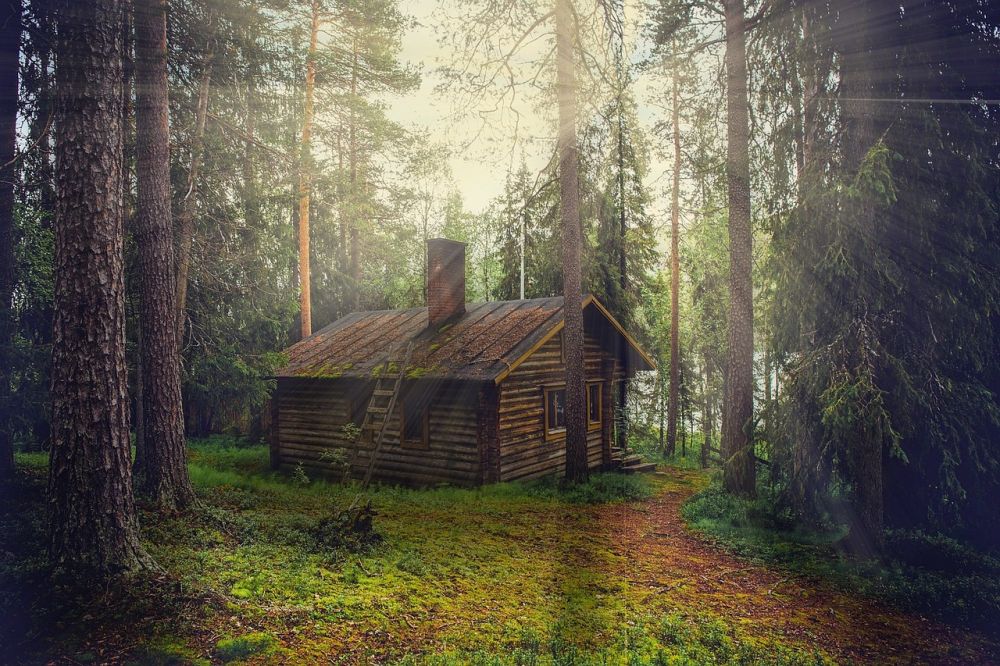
left=497, top=331, right=622, bottom=482
left=274, top=377, right=483, bottom=486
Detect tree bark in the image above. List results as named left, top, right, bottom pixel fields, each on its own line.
left=49, top=0, right=153, bottom=576
left=0, top=0, right=20, bottom=481
left=175, top=17, right=216, bottom=345
left=667, top=54, right=681, bottom=458
left=657, top=366, right=665, bottom=452
left=348, top=34, right=361, bottom=311
left=133, top=0, right=195, bottom=510
left=555, top=0, right=587, bottom=483
left=614, top=73, right=628, bottom=455
left=297, top=0, right=319, bottom=337
left=721, top=0, right=756, bottom=497
left=702, top=362, right=711, bottom=468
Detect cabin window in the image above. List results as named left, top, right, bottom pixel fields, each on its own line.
left=587, top=381, right=602, bottom=430
left=544, top=387, right=567, bottom=440
left=348, top=391, right=370, bottom=442
left=349, top=393, right=367, bottom=427
left=400, top=398, right=429, bottom=449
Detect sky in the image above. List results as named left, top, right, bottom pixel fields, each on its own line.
left=387, top=0, right=676, bottom=221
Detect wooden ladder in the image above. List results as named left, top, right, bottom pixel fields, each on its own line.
left=341, top=341, right=414, bottom=489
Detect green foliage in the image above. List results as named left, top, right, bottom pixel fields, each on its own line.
left=682, top=481, right=1000, bottom=634
left=522, top=472, right=653, bottom=504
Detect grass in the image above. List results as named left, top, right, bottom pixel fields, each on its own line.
left=681, top=477, right=1000, bottom=635
left=3, top=436, right=990, bottom=663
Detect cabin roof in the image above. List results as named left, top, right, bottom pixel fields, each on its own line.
left=277, top=294, right=656, bottom=383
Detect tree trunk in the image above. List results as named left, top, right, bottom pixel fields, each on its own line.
left=0, top=0, right=20, bottom=481
left=133, top=0, right=195, bottom=510
left=801, top=5, right=818, bottom=181
left=721, top=0, right=756, bottom=497
left=839, top=0, right=884, bottom=555
left=555, top=0, right=587, bottom=483
left=348, top=34, right=361, bottom=311
left=701, top=363, right=711, bottom=468
left=242, top=54, right=260, bottom=235
left=657, top=366, right=666, bottom=452
left=614, top=74, right=629, bottom=455
left=297, top=0, right=319, bottom=337
left=667, top=54, right=681, bottom=458
left=175, top=18, right=216, bottom=345
left=49, top=0, right=152, bottom=576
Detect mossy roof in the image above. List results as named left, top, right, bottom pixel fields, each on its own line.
left=276, top=295, right=655, bottom=382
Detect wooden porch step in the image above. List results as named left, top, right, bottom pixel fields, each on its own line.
left=622, top=461, right=657, bottom=474
left=622, top=454, right=643, bottom=466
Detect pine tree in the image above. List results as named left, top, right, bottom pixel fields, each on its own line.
left=720, top=0, right=756, bottom=497
left=48, top=0, right=152, bottom=576
left=0, top=0, right=20, bottom=481
left=556, top=0, right=588, bottom=483
left=132, top=0, right=195, bottom=510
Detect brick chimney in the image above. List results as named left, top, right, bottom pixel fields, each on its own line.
left=427, top=238, right=466, bottom=329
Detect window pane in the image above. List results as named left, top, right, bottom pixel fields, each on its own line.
left=403, top=402, right=423, bottom=441
left=554, top=389, right=565, bottom=429
left=350, top=393, right=367, bottom=426
left=588, top=384, right=600, bottom=423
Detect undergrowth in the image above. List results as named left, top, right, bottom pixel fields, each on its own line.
left=5, top=437, right=992, bottom=664
left=682, top=478, right=1000, bottom=635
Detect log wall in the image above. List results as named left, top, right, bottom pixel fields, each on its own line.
left=275, top=377, right=483, bottom=486
left=497, top=331, right=621, bottom=481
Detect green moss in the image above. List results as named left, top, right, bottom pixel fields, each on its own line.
left=404, top=365, right=438, bottom=379
left=215, top=632, right=277, bottom=663
left=5, top=437, right=956, bottom=663
left=128, top=638, right=210, bottom=666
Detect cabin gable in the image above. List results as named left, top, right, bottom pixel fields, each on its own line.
left=495, top=326, right=623, bottom=482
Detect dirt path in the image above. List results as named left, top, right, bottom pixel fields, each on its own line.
left=597, top=469, right=999, bottom=664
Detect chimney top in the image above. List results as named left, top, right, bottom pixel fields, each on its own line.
left=426, top=238, right=466, bottom=329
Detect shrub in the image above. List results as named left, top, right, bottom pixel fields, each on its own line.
left=525, top=473, right=652, bottom=504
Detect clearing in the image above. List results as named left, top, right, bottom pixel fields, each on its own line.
left=1, top=439, right=998, bottom=664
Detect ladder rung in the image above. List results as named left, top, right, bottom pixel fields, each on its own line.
left=368, top=407, right=390, bottom=414
left=372, top=389, right=395, bottom=397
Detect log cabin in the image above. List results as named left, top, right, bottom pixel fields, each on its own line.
left=271, top=238, right=656, bottom=486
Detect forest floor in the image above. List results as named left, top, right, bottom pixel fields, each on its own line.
left=2, top=438, right=998, bottom=665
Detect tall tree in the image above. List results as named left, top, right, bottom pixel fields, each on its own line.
left=720, top=0, right=756, bottom=496
left=132, top=0, right=195, bottom=509
left=0, top=0, right=20, bottom=481
left=555, top=0, right=587, bottom=483
left=666, top=46, right=681, bottom=458
left=297, top=0, right=319, bottom=337
left=175, top=13, right=216, bottom=344
left=48, top=0, right=151, bottom=575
